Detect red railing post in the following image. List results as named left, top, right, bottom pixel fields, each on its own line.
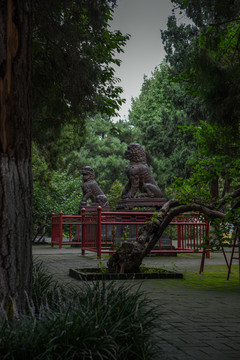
left=97, top=206, right=102, bottom=259
left=206, top=219, right=210, bottom=258
left=51, top=213, right=55, bottom=247
left=59, top=212, right=63, bottom=249
left=177, top=224, right=181, bottom=249
left=69, top=224, right=71, bottom=242
left=81, top=208, right=86, bottom=255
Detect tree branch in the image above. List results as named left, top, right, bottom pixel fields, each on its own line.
left=209, top=18, right=240, bottom=27
left=141, top=202, right=225, bottom=259
left=218, top=187, right=240, bottom=208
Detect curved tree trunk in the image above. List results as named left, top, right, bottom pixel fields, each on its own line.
left=0, top=0, right=32, bottom=316
left=107, top=199, right=228, bottom=274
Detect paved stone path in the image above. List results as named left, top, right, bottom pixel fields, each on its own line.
left=33, top=245, right=240, bottom=360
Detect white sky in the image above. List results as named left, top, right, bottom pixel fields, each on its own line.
left=110, top=0, right=174, bottom=119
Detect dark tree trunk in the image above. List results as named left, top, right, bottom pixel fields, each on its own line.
left=209, top=174, right=219, bottom=201
left=0, top=0, right=32, bottom=315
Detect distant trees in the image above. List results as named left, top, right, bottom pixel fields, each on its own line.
left=163, top=0, right=240, bottom=147
left=65, top=116, right=133, bottom=190
left=167, top=0, right=240, bottom=199
left=129, top=63, right=198, bottom=189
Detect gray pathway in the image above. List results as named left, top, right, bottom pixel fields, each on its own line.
left=33, top=245, right=240, bottom=360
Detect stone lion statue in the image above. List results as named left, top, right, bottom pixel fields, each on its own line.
left=79, top=166, right=109, bottom=210
left=121, top=143, right=162, bottom=199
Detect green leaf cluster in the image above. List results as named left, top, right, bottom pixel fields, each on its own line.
left=32, top=0, right=130, bottom=145
left=129, top=62, right=198, bottom=190
left=169, top=1, right=240, bottom=147
left=32, top=142, right=82, bottom=237
left=65, top=115, right=135, bottom=193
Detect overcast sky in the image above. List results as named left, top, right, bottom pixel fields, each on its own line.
left=110, top=0, right=175, bottom=119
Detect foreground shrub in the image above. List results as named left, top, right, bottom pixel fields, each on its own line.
left=0, top=262, right=160, bottom=359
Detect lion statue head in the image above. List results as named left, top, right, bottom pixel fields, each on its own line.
left=124, top=143, right=147, bottom=164
left=81, top=166, right=95, bottom=181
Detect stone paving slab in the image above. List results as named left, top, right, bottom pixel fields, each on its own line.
left=33, top=245, right=240, bottom=360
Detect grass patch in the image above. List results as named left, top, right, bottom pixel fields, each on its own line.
left=183, top=265, right=240, bottom=292
left=139, top=266, right=170, bottom=274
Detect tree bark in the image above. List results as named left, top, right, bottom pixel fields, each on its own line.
left=0, top=0, right=32, bottom=316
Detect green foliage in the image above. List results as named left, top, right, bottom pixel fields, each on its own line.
left=121, top=226, right=130, bottom=243
left=150, top=212, right=158, bottom=223
left=183, top=266, right=240, bottom=292
left=0, top=261, right=159, bottom=360
left=41, top=121, right=87, bottom=170
left=139, top=266, right=168, bottom=274
left=50, top=171, right=81, bottom=215
left=32, top=142, right=82, bottom=237
left=169, top=1, right=240, bottom=145
left=98, top=261, right=108, bottom=273
left=158, top=1, right=240, bottom=230
left=65, top=115, right=135, bottom=193
left=161, top=13, right=199, bottom=75
left=33, top=0, right=129, bottom=124
left=32, top=142, right=53, bottom=185
left=174, top=0, right=240, bottom=29
left=33, top=171, right=81, bottom=237
left=173, top=122, right=240, bottom=204
left=32, top=0, right=130, bottom=165
left=172, top=121, right=240, bottom=250
left=107, top=179, right=125, bottom=210
left=129, top=63, right=198, bottom=189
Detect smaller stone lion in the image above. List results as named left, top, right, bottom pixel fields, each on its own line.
left=79, top=166, right=109, bottom=210
left=121, top=143, right=162, bottom=199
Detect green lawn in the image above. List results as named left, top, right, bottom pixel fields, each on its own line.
left=181, top=265, right=240, bottom=292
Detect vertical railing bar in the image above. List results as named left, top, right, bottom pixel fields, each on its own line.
left=51, top=213, right=55, bottom=247
left=81, top=208, right=86, bottom=255
left=59, top=212, right=63, bottom=249
left=97, top=206, right=102, bottom=259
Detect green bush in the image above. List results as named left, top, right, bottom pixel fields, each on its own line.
left=107, top=179, right=124, bottom=210
left=0, top=262, right=160, bottom=359
left=33, top=170, right=81, bottom=238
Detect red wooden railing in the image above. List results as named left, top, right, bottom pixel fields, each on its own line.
left=51, top=207, right=210, bottom=259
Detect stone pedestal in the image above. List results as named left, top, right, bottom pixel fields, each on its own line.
left=116, top=197, right=167, bottom=210
left=79, top=205, right=110, bottom=214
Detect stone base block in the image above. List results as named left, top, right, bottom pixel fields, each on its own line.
left=116, top=198, right=167, bottom=210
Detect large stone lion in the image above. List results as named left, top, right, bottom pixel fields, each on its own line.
left=121, top=143, right=162, bottom=199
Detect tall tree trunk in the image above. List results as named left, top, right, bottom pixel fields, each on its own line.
left=0, top=0, right=32, bottom=315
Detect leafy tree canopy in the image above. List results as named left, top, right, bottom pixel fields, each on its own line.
left=174, top=121, right=240, bottom=202
left=168, top=0, right=240, bottom=146
left=32, top=0, right=130, bottom=145
left=129, top=63, right=200, bottom=189
left=65, top=115, right=135, bottom=192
